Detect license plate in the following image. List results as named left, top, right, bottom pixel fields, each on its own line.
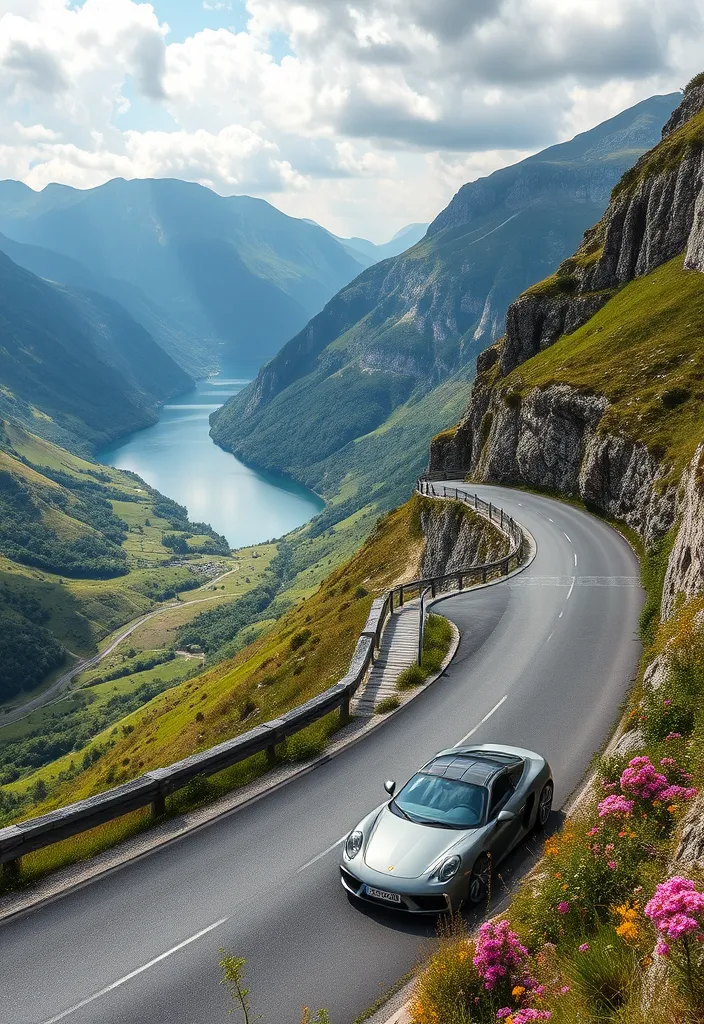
left=366, top=885, right=402, bottom=903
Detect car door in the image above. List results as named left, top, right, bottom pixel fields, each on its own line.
left=487, top=766, right=525, bottom=863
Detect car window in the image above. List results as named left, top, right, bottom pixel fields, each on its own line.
left=488, top=772, right=515, bottom=817
left=508, top=763, right=524, bottom=788
left=391, top=773, right=487, bottom=829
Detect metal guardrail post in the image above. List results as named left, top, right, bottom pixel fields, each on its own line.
left=2, top=858, right=20, bottom=879
left=151, top=792, right=166, bottom=819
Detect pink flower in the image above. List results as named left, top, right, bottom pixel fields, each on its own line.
left=644, top=877, right=704, bottom=940
left=473, top=919, right=529, bottom=991
left=605, top=844, right=615, bottom=853
left=655, top=942, right=670, bottom=957
left=587, top=826, right=600, bottom=836
left=607, top=861, right=618, bottom=870
left=557, top=901, right=570, bottom=915
left=620, top=756, right=670, bottom=801
left=560, top=985, right=570, bottom=994
left=663, top=699, right=672, bottom=707
left=496, top=1010, right=512, bottom=1020
left=658, top=785, right=698, bottom=803
left=665, top=733, right=682, bottom=741
left=579, top=943, right=590, bottom=952
left=598, top=794, right=634, bottom=818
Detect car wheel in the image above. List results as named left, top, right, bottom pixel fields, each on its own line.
left=535, top=780, right=554, bottom=831
left=467, top=853, right=491, bottom=906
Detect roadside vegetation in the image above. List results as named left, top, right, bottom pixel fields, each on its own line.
left=395, top=614, right=454, bottom=690
left=408, top=533, right=704, bottom=1024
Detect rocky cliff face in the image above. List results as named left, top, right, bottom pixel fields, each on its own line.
left=431, top=85, right=704, bottom=548
left=498, top=105, right=704, bottom=375
left=419, top=499, right=509, bottom=580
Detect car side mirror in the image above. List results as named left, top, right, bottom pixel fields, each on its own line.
left=497, top=809, right=516, bottom=824
left=384, top=780, right=396, bottom=797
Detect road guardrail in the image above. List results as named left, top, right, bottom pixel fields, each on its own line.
left=0, top=482, right=525, bottom=877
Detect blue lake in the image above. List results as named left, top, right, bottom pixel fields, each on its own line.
left=99, top=374, right=324, bottom=549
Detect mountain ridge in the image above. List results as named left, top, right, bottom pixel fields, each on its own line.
left=210, top=93, right=679, bottom=518
left=0, top=249, right=192, bottom=453
left=0, top=177, right=373, bottom=376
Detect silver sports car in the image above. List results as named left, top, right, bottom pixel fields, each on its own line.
left=340, top=743, right=553, bottom=913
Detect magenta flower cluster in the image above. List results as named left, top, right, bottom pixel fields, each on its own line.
left=644, top=876, right=704, bottom=943
left=597, top=794, right=634, bottom=818
left=473, top=920, right=529, bottom=991
left=619, top=756, right=697, bottom=804
left=496, top=1010, right=551, bottom=1022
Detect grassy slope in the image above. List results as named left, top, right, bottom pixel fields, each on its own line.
left=0, top=422, right=239, bottom=693
left=508, top=255, right=704, bottom=483
left=6, top=496, right=434, bottom=814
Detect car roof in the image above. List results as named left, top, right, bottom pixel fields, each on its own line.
left=421, top=752, right=511, bottom=787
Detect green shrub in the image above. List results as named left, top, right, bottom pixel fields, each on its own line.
left=685, top=71, right=704, bottom=93
left=290, top=629, right=312, bottom=651
left=563, top=924, right=639, bottom=1016
left=396, top=664, right=426, bottom=690
left=375, top=696, right=400, bottom=714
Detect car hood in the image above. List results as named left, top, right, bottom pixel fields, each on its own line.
left=363, top=807, right=474, bottom=879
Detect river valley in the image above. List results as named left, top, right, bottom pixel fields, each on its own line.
left=99, top=370, right=324, bottom=548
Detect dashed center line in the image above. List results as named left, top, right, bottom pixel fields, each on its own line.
left=41, top=917, right=229, bottom=1023
left=455, top=695, right=508, bottom=746
left=297, top=836, right=347, bottom=872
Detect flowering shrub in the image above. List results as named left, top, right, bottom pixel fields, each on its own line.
left=644, top=876, right=704, bottom=1008
left=473, top=920, right=531, bottom=994
left=613, top=902, right=639, bottom=941
left=644, top=876, right=704, bottom=939
left=597, top=794, right=634, bottom=817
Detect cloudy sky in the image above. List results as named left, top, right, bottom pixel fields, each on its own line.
left=1, top=0, right=702, bottom=239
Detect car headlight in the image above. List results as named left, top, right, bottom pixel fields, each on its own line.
left=434, top=855, right=461, bottom=883
left=345, top=830, right=363, bottom=859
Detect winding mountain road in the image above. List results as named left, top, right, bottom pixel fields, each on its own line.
left=2, top=484, right=643, bottom=1024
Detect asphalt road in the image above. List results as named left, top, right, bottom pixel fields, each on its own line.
left=1, top=484, right=643, bottom=1024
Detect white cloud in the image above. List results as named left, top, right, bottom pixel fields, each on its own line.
left=0, top=0, right=702, bottom=238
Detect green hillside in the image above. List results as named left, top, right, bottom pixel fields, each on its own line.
left=509, top=254, right=704, bottom=483
left=0, top=249, right=192, bottom=453
left=0, top=179, right=369, bottom=375
left=0, top=421, right=233, bottom=705
left=211, top=93, right=678, bottom=506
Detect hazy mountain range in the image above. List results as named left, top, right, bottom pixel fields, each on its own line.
left=0, top=178, right=423, bottom=384
left=210, top=93, right=680, bottom=519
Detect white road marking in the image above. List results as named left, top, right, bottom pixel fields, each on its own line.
left=546, top=631, right=554, bottom=643
left=297, top=836, right=347, bottom=872
left=563, top=532, right=571, bottom=543
left=558, top=610, right=564, bottom=619
left=455, top=695, right=508, bottom=746
left=548, top=517, right=554, bottom=523
left=40, top=918, right=229, bottom=1023
left=574, top=552, right=578, bottom=568
left=566, top=578, right=576, bottom=601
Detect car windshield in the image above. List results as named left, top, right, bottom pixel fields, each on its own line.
left=391, top=773, right=486, bottom=829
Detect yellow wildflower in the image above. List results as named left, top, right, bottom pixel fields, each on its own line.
left=616, top=920, right=639, bottom=941
left=512, top=985, right=526, bottom=998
